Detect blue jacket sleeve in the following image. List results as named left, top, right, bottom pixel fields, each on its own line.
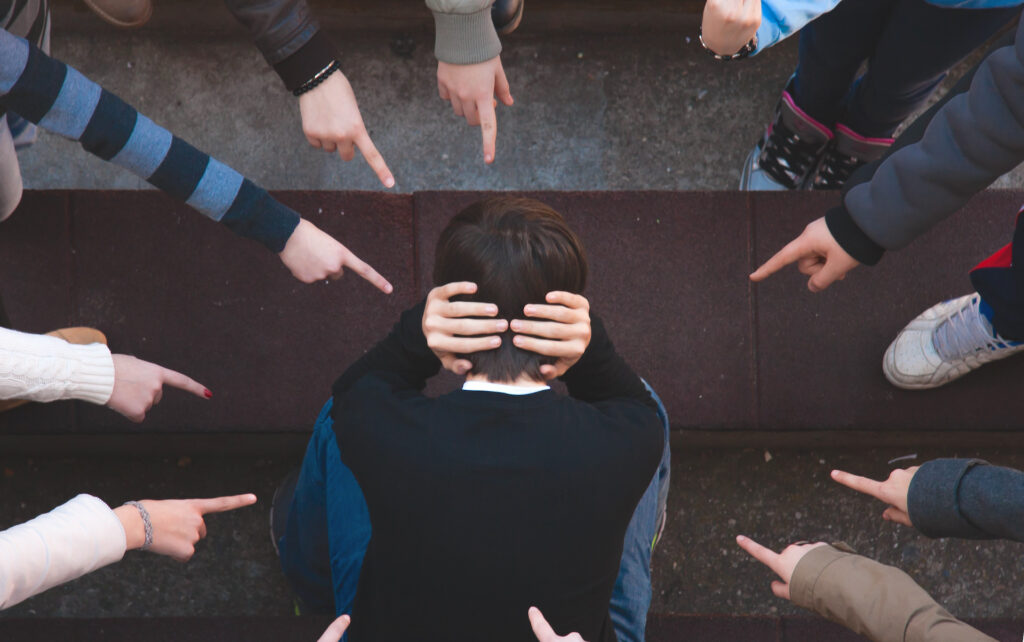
left=754, top=0, right=843, bottom=53
left=0, top=28, right=299, bottom=252
left=907, top=458, right=1024, bottom=542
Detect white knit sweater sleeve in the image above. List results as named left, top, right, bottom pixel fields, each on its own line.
left=0, top=494, right=127, bottom=609
left=0, top=327, right=115, bottom=405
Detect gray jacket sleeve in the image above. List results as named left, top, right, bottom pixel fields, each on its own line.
left=790, top=546, right=995, bottom=642
left=425, top=0, right=500, bottom=64
left=907, top=458, right=1024, bottom=542
left=223, top=0, right=339, bottom=92
left=825, top=19, right=1024, bottom=265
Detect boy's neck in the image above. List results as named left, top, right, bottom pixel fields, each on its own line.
left=464, top=373, right=547, bottom=388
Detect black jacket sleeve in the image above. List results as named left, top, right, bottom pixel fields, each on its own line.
left=331, top=299, right=441, bottom=401
left=223, top=0, right=340, bottom=91
left=907, top=458, right=1024, bottom=542
left=560, top=314, right=657, bottom=413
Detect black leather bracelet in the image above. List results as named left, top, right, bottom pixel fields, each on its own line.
left=698, top=27, right=757, bottom=61
left=293, top=60, right=340, bottom=97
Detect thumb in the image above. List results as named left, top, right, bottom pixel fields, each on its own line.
left=807, top=258, right=846, bottom=293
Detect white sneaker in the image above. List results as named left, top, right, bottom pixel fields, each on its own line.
left=883, top=293, right=1024, bottom=389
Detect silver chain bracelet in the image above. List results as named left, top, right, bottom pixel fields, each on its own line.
left=123, top=500, right=154, bottom=551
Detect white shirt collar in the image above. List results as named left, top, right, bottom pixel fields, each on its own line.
left=462, top=380, right=550, bottom=395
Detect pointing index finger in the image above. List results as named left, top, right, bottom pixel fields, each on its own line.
left=479, top=98, right=497, bottom=163
left=355, top=131, right=395, bottom=188
left=160, top=368, right=209, bottom=399
left=528, top=607, right=557, bottom=641
left=736, top=535, right=782, bottom=575
left=343, top=250, right=393, bottom=294
left=195, top=493, right=258, bottom=515
left=750, top=239, right=805, bottom=282
left=831, top=469, right=885, bottom=501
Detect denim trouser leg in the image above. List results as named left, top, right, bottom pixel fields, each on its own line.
left=609, top=381, right=672, bottom=642
left=794, top=0, right=1019, bottom=137
left=278, top=399, right=371, bottom=618
left=0, top=115, right=23, bottom=222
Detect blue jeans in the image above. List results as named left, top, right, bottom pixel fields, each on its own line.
left=793, top=0, right=1019, bottom=138
left=279, top=386, right=672, bottom=642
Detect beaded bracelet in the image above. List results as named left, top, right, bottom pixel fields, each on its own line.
left=123, top=500, right=154, bottom=551
left=698, top=27, right=757, bottom=61
left=293, top=60, right=340, bottom=97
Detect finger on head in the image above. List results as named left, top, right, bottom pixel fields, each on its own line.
left=538, top=364, right=558, bottom=381
left=442, top=300, right=499, bottom=318
left=430, top=335, right=502, bottom=355
left=478, top=99, right=497, bottom=163
left=344, top=253, right=393, bottom=294
left=431, top=316, right=508, bottom=336
left=195, top=493, right=258, bottom=515
left=511, top=318, right=574, bottom=339
left=522, top=303, right=580, bottom=323
left=545, top=291, right=589, bottom=310
left=356, top=133, right=395, bottom=189
left=433, top=281, right=478, bottom=301
left=317, top=615, right=351, bottom=642
left=452, top=358, right=474, bottom=375
left=770, top=580, right=791, bottom=601
left=750, top=242, right=802, bottom=282
left=830, top=470, right=884, bottom=500
left=512, top=335, right=576, bottom=357
left=161, top=368, right=209, bottom=398
left=528, top=607, right=557, bottom=641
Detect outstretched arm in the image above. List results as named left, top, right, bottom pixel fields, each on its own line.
left=222, top=0, right=395, bottom=187
left=832, top=460, right=1024, bottom=542
left=737, top=537, right=994, bottom=642
left=0, top=492, right=256, bottom=610
left=0, top=29, right=390, bottom=290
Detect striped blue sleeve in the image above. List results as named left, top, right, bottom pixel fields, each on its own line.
left=0, top=29, right=299, bottom=252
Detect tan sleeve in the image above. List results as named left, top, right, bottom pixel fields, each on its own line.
left=789, top=546, right=996, bottom=642
left=424, top=0, right=500, bottom=64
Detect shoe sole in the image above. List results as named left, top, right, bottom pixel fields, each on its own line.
left=82, top=0, right=153, bottom=28
left=495, top=0, right=524, bottom=35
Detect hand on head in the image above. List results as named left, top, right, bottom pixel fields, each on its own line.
left=423, top=283, right=591, bottom=378
left=831, top=467, right=919, bottom=527
left=108, top=354, right=210, bottom=422
left=749, top=217, right=860, bottom=292
left=423, top=281, right=507, bottom=375
left=279, top=218, right=393, bottom=293
left=700, top=0, right=762, bottom=55
left=437, top=56, right=514, bottom=164
left=511, top=291, right=592, bottom=380
left=528, top=607, right=587, bottom=642
left=299, top=71, right=395, bottom=188
left=735, top=535, right=828, bottom=600
left=113, top=493, right=257, bottom=562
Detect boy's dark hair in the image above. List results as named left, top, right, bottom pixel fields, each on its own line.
left=433, top=197, right=588, bottom=382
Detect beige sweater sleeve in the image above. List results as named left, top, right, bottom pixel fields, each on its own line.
left=0, top=327, right=114, bottom=405
left=790, top=546, right=996, bottom=642
left=424, top=0, right=500, bottom=64
left=0, top=495, right=127, bottom=610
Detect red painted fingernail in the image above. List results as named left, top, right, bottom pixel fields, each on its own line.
left=204, top=389, right=213, bottom=399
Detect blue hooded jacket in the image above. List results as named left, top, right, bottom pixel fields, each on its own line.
left=755, top=0, right=1023, bottom=54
